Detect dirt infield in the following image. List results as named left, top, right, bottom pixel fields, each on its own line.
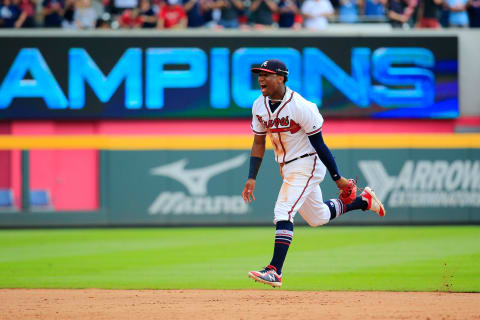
left=0, top=289, right=479, bottom=320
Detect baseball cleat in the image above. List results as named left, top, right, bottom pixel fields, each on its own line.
left=361, top=187, right=386, bottom=217
left=248, top=267, right=282, bottom=288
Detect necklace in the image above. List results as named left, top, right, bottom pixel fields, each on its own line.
left=269, top=87, right=286, bottom=102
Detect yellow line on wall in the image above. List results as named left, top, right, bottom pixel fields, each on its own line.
left=0, top=134, right=479, bottom=150
left=326, top=134, right=480, bottom=149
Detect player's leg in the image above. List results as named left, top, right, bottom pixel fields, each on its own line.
left=298, top=186, right=359, bottom=225
left=247, top=219, right=293, bottom=287
left=248, top=160, right=321, bottom=287
left=299, top=185, right=385, bottom=225
left=298, top=186, right=331, bottom=226
left=299, top=183, right=356, bottom=225
left=330, top=188, right=385, bottom=217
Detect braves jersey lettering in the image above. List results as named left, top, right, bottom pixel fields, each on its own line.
left=251, top=87, right=324, bottom=164
left=255, top=115, right=301, bottom=134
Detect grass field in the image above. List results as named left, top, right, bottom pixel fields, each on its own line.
left=0, top=226, right=479, bottom=292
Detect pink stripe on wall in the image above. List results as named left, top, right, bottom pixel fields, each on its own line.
left=11, top=151, right=21, bottom=209
left=98, top=119, right=457, bottom=134
left=52, top=150, right=98, bottom=210
left=323, top=119, right=455, bottom=134
left=96, top=119, right=254, bottom=135
left=96, top=119, right=456, bottom=134
left=0, top=123, right=11, bottom=189
left=11, top=121, right=98, bottom=211
left=10, top=118, right=458, bottom=136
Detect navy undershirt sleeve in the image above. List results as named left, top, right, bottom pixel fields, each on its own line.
left=248, top=156, right=263, bottom=180
left=308, top=131, right=341, bottom=181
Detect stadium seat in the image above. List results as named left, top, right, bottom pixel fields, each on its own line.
left=0, top=189, right=16, bottom=212
left=29, top=189, right=54, bottom=211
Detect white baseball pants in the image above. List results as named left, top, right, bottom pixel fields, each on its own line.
left=274, top=155, right=331, bottom=226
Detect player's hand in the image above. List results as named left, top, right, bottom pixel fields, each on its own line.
left=337, top=177, right=358, bottom=205
left=242, top=179, right=256, bottom=203
left=335, top=176, right=350, bottom=190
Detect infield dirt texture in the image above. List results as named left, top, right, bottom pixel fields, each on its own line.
left=0, top=226, right=479, bottom=319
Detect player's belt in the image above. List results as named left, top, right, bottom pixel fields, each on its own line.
left=281, top=152, right=317, bottom=166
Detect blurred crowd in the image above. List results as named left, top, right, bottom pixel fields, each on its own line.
left=0, top=0, right=479, bottom=30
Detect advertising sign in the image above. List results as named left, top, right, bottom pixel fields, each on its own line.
left=343, top=148, right=480, bottom=224
left=358, top=159, right=480, bottom=208
left=103, top=148, right=479, bottom=226
left=0, top=35, right=458, bottom=119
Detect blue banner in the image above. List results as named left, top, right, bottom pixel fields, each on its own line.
left=0, top=36, right=458, bottom=119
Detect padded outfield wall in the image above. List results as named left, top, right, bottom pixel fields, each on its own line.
left=0, top=134, right=479, bottom=227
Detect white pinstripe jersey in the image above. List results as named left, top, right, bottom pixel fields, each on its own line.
left=251, top=87, right=324, bottom=164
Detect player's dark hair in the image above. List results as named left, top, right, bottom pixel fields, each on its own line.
left=283, top=75, right=288, bottom=83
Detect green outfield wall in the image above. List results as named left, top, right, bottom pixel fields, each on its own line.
left=103, top=149, right=480, bottom=226
left=1, top=146, right=479, bottom=227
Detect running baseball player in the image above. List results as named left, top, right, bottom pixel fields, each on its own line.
left=241, top=59, right=386, bottom=288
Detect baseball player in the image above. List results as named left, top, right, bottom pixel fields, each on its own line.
left=241, top=59, right=386, bottom=288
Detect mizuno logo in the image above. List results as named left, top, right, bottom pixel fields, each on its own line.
left=150, top=153, right=248, bottom=196
left=148, top=154, right=249, bottom=215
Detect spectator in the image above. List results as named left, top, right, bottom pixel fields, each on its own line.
left=139, top=0, right=156, bottom=27
left=363, top=0, right=386, bottom=20
left=103, top=0, right=136, bottom=14
left=217, top=0, right=244, bottom=28
left=114, top=0, right=137, bottom=11
left=151, top=0, right=164, bottom=12
left=249, top=0, right=278, bottom=28
left=0, top=0, right=21, bottom=27
left=468, top=0, right=480, bottom=26
left=101, top=0, right=113, bottom=13
left=74, top=0, right=97, bottom=28
left=415, top=0, right=442, bottom=28
left=157, top=0, right=187, bottom=28
left=447, top=0, right=469, bottom=26
left=338, top=0, right=362, bottom=23
left=438, top=1, right=449, bottom=25
left=183, top=0, right=205, bottom=27
left=118, top=7, right=143, bottom=26
left=301, top=0, right=334, bottom=30
left=200, top=0, right=221, bottom=27
left=16, top=0, right=36, bottom=27
left=387, top=0, right=416, bottom=28
left=62, top=0, right=75, bottom=27
left=42, top=0, right=65, bottom=27
left=96, top=11, right=111, bottom=26
left=277, top=0, right=301, bottom=28
left=91, top=0, right=105, bottom=17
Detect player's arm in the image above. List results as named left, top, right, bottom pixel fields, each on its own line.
left=308, top=131, right=349, bottom=189
left=242, top=134, right=266, bottom=203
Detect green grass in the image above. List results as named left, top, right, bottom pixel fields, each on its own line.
left=0, top=226, right=479, bottom=292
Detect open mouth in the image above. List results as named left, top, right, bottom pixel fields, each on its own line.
left=260, top=84, right=267, bottom=92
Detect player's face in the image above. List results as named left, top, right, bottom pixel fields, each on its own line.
left=257, top=71, right=284, bottom=98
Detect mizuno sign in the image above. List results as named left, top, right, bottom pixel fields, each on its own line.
left=148, top=154, right=249, bottom=215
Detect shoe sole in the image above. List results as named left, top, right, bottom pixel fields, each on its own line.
left=364, top=187, right=386, bottom=217
left=248, top=272, right=282, bottom=288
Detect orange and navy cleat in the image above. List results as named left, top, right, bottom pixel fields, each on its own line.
left=361, top=187, right=386, bottom=217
